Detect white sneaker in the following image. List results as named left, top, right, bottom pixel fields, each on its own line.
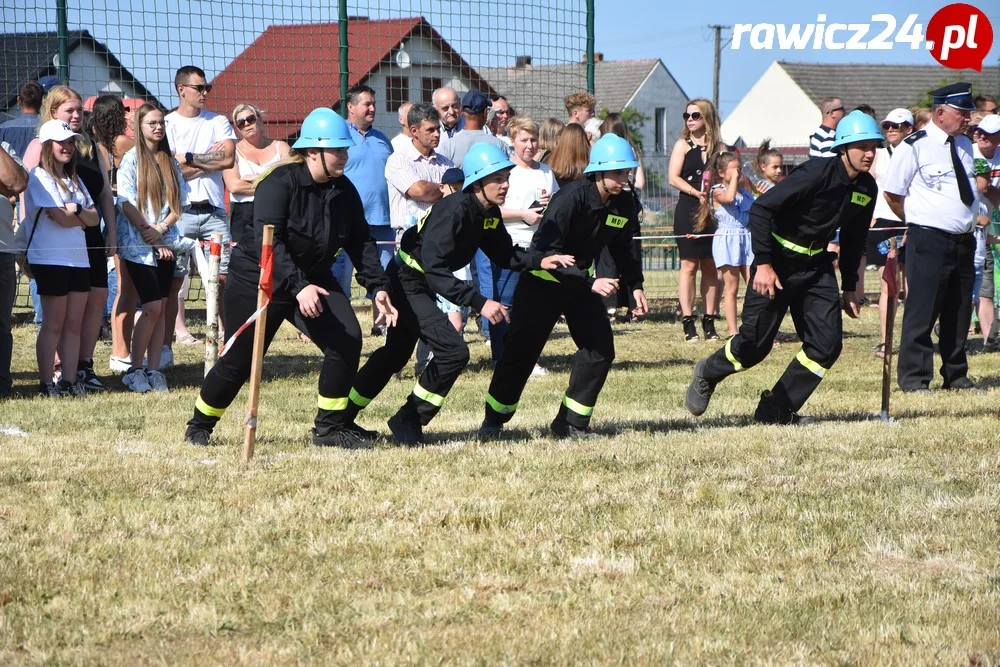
left=122, top=368, right=151, bottom=393
left=160, top=346, right=174, bottom=369
left=531, top=364, right=549, bottom=377
left=109, top=355, right=132, bottom=373
left=145, top=369, right=168, bottom=392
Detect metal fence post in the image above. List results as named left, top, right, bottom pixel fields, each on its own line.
left=339, top=0, right=349, bottom=112
left=586, top=0, right=595, bottom=94
left=56, top=0, right=70, bottom=84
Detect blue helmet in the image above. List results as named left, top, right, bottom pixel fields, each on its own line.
left=292, top=108, right=353, bottom=150
left=462, top=142, right=515, bottom=191
left=830, top=110, right=884, bottom=150
left=584, top=133, right=639, bottom=174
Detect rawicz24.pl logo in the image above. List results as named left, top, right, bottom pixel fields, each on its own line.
left=731, top=3, right=994, bottom=71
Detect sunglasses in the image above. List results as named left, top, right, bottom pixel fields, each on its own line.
left=181, top=83, right=212, bottom=94
left=830, top=106, right=846, bottom=114
left=881, top=122, right=904, bottom=130
left=984, top=107, right=999, bottom=114
left=683, top=111, right=703, bottom=121
left=236, top=114, right=258, bottom=129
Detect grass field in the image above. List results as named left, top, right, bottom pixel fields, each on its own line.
left=1, top=303, right=998, bottom=664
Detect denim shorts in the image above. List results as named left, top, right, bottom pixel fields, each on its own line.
left=174, top=205, right=232, bottom=277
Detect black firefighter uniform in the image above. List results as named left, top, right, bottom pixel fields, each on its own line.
left=346, top=190, right=546, bottom=426
left=699, top=154, right=877, bottom=413
left=483, top=178, right=644, bottom=431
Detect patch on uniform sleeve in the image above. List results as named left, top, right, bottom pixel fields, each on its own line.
left=483, top=217, right=500, bottom=230
left=605, top=214, right=629, bottom=228
left=850, top=192, right=872, bottom=206
left=903, top=130, right=926, bottom=145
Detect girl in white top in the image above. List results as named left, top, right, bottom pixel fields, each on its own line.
left=222, top=103, right=289, bottom=246
left=24, top=120, right=101, bottom=396
left=493, top=116, right=559, bottom=368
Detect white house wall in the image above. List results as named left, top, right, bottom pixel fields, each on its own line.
left=721, top=61, right=819, bottom=147
left=365, top=56, right=476, bottom=134
left=67, top=45, right=145, bottom=102
left=626, top=62, right=688, bottom=155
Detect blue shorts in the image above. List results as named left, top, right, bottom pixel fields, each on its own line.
left=174, top=205, right=232, bottom=277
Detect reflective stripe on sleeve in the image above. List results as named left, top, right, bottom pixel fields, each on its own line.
left=397, top=250, right=424, bottom=273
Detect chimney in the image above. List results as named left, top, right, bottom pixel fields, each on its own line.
left=581, top=52, right=605, bottom=62
left=514, top=55, right=532, bottom=69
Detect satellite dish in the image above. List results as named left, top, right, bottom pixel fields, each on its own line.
left=395, top=49, right=410, bottom=69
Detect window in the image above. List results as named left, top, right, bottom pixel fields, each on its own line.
left=421, top=77, right=442, bottom=103
left=654, top=107, right=666, bottom=153
left=386, top=76, right=409, bottom=113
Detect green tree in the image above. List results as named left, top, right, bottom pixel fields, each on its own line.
left=598, top=106, right=650, bottom=153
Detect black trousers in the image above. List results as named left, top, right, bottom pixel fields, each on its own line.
left=897, top=225, right=974, bottom=389
left=192, top=276, right=362, bottom=435
left=702, top=260, right=843, bottom=412
left=349, top=261, right=469, bottom=425
left=485, top=273, right=615, bottom=429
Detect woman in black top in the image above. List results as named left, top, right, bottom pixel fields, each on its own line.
left=185, top=108, right=398, bottom=450
left=668, top=99, right=725, bottom=342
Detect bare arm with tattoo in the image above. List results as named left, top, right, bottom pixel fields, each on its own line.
left=176, top=139, right=236, bottom=180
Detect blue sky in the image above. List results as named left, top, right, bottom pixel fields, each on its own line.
left=5, top=0, right=999, bottom=120
left=597, top=0, right=999, bottom=117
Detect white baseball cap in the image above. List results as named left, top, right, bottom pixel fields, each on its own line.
left=978, top=114, right=1000, bottom=135
left=38, top=119, right=83, bottom=144
left=881, top=108, right=914, bottom=126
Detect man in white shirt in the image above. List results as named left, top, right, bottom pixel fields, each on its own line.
left=884, top=83, right=978, bottom=391
left=391, top=101, right=414, bottom=153
left=384, top=103, right=453, bottom=239
left=0, top=141, right=26, bottom=397
left=164, top=65, right=236, bottom=354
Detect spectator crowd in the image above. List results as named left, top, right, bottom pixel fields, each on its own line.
left=0, top=69, right=998, bottom=438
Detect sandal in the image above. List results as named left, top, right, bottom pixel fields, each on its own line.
left=874, top=342, right=886, bottom=359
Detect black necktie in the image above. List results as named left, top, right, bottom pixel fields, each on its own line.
left=947, top=136, right=974, bottom=207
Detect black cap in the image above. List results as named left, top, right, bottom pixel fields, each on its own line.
left=441, top=167, right=465, bottom=185
left=930, top=82, right=975, bottom=111
left=461, top=89, right=491, bottom=114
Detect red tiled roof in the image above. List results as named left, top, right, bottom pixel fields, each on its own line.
left=209, top=17, right=495, bottom=139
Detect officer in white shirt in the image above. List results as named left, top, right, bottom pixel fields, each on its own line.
left=883, top=83, right=978, bottom=392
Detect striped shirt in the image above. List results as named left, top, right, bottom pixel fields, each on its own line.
left=384, top=139, right=454, bottom=230
left=808, top=124, right=836, bottom=159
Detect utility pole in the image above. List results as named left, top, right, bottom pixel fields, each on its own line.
left=709, top=24, right=731, bottom=112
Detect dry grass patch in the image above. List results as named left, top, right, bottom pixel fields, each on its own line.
left=0, top=307, right=998, bottom=663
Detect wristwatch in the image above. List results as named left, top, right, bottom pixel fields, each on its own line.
left=185, top=152, right=194, bottom=166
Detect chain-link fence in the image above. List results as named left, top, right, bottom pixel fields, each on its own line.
left=3, top=2, right=849, bottom=314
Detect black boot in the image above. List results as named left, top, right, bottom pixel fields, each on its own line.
left=185, top=411, right=219, bottom=446
left=702, top=314, right=721, bottom=341
left=387, top=402, right=424, bottom=446
left=753, top=390, right=815, bottom=425
left=682, top=315, right=699, bottom=342
left=549, top=404, right=598, bottom=440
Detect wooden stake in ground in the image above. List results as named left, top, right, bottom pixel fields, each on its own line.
left=880, top=238, right=900, bottom=422
left=243, top=225, right=275, bottom=461
left=203, top=233, right=223, bottom=377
